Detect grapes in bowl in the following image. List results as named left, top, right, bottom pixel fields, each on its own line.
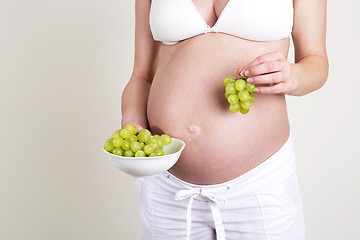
left=103, top=125, right=186, bottom=177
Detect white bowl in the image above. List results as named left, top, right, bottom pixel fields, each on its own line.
left=104, top=138, right=186, bottom=177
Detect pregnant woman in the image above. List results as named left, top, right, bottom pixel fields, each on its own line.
left=121, top=0, right=328, bottom=239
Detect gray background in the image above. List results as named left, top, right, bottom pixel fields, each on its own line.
left=0, top=0, right=359, bottom=239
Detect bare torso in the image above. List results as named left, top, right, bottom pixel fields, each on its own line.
left=146, top=1, right=291, bottom=185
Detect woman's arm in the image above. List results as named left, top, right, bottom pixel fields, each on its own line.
left=290, top=0, right=328, bottom=96
left=121, top=0, right=160, bottom=129
left=236, top=0, right=328, bottom=96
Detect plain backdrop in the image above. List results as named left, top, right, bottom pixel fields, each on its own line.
left=0, top=0, right=359, bottom=239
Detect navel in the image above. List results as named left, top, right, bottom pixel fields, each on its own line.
left=188, top=125, right=201, bottom=134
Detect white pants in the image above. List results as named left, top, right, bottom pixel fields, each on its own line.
left=136, top=135, right=306, bottom=240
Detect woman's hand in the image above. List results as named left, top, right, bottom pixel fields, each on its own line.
left=236, top=51, right=297, bottom=95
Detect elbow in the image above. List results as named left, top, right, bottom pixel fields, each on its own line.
left=318, top=55, right=330, bottom=90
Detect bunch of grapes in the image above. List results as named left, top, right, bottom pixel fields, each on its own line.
left=104, top=124, right=172, bottom=157
left=223, top=76, right=256, bottom=114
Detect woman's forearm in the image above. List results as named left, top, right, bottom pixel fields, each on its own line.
left=289, top=54, right=329, bottom=96
left=121, top=76, right=151, bottom=129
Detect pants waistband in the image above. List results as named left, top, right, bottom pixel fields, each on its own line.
left=163, top=133, right=296, bottom=191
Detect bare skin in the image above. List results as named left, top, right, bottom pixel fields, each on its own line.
left=122, top=0, right=328, bottom=185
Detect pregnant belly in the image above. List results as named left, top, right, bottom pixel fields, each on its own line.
left=147, top=34, right=291, bottom=184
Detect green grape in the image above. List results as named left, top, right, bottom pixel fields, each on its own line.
left=105, top=127, right=174, bottom=158
left=154, top=149, right=165, bottom=156
left=128, top=134, right=138, bottom=143
left=139, top=129, right=151, bottom=136
left=149, top=142, right=159, bottom=151
left=121, top=139, right=131, bottom=150
left=123, top=149, right=135, bottom=157
left=248, top=94, right=255, bottom=103
left=135, top=150, right=146, bottom=157
left=112, top=147, right=123, bottom=156
left=130, top=141, right=141, bottom=152
left=113, top=137, right=124, bottom=148
left=124, top=124, right=137, bottom=135
left=238, top=90, right=250, bottom=102
left=138, top=132, right=150, bottom=143
left=111, top=132, right=120, bottom=139
left=235, top=79, right=246, bottom=91
left=154, top=142, right=163, bottom=150
left=120, top=129, right=131, bottom=139
left=240, top=101, right=251, bottom=110
left=223, top=76, right=236, bottom=86
left=223, top=76, right=257, bottom=114
left=246, top=82, right=256, bottom=92
left=227, top=94, right=239, bottom=104
left=229, top=102, right=241, bottom=113
left=144, top=144, right=154, bottom=155
left=104, top=138, right=115, bottom=152
left=149, top=152, right=158, bottom=157
left=225, top=83, right=237, bottom=94
left=239, top=106, right=250, bottom=114
left=147, top=137, right=158, bottom=145
left=153, top=135, right=161, bottom=141
left=160, top=134, right=172, bottom=145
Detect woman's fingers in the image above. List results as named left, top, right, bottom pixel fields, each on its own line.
left=248, top=71, right=284, bottom=85
left=248, top=51, right=285, bottom=66
left=236, top=52, right=287, bottom=76
left=247, top=60, right=288, bottom=77
left=255, top=82, right=290, bottom=95
left=235, top=51, right=293, bottom=95
left=237, top=51, right=286, bottom=74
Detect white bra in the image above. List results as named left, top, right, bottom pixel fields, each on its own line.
left=149, top=0, right=294, bottom=45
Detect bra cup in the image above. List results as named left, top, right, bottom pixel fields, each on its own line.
left=217, top=0, right=294, bottom=41
left=150, top=0, right=207, bottom=43
left=149, top=0, right=294, bottom=44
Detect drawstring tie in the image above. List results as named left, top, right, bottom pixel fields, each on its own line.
left=175, top=187, right=228, bottom=240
